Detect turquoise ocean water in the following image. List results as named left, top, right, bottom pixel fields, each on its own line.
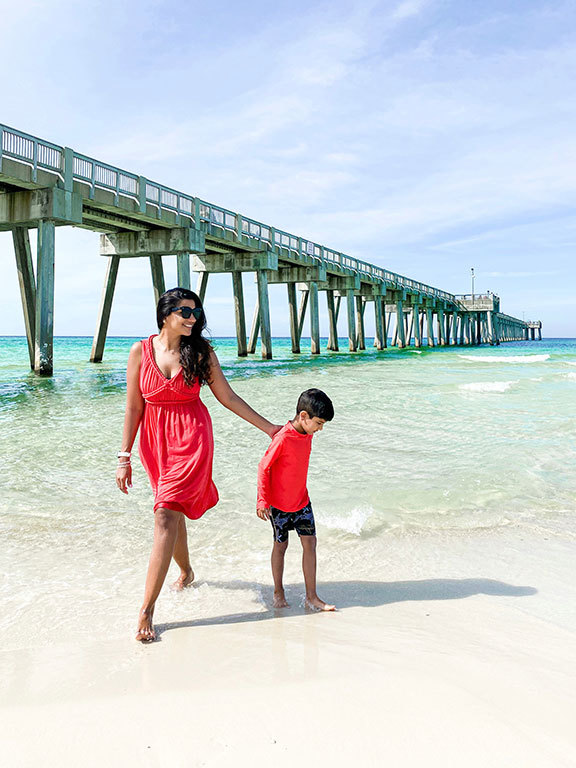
left=0, top=335, right=575, bottom=647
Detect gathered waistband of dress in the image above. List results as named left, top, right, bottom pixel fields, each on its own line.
left=144, top=397, right=200, bottom=406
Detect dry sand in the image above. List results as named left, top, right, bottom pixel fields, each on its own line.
left=2, top=527, right=576, bottom=768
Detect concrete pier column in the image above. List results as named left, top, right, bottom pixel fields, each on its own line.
left=256, top=271, right=272, bottom=359
left=196, top=272, right=209, bottom=303
left=437, top=309, right=446, bottom=346
left=451, top=312, right=459, bottom=345
left=493, top=315, right=500, bottom=345
left=396, top=300, right=406, bottom=348
left=297, top=290, right=309, bottom=344
left=538, top=327, right=542, bottom=341
left=12, top=227, right=36, bottom=369
left=149, top=256, right=166, bottom=307
left=310, top=282, right=320, bottom=354
left=90, top=255, right=120, bottom=363
left=426, top=308, right=435, bottom=347
left=405, top=311, right=414, bottom=347
left=34, top=220, right=56, bottom=376
left=287, top=283, right=300, bottom=353
left=347, top=290, right=357, bottom=351
left=248, top=298, right=260, bottom=354
left=413, top=304, right=421, bottom=348
left=176, top=253, right=191, bottom=289
left=374, top=297, right=384, bottom=350
left=232, top=271, right=247, bottom=357
left=382, top=301, right=389, bottom=348
left=356, top=296, right=366, bottom=350
left=392, top=311, right=398, bottom=346
left=326, top=290, right=339, bottom=351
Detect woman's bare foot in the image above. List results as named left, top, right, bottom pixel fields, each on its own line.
left=135, top=607, right=156, bottom=642
left=172, top=566, right=194, bottom=591
left=273, top=590, right=290, bottom=608
left=305, top=595, right=335, bottom=612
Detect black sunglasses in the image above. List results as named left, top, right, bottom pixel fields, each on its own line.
left=169, top=306, right=203, bottom=320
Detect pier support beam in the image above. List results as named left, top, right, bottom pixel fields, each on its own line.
left=149, top=256, right=166, bottom=306
left=248, top=298, right=260, bottom=354
left=12, top=227, right=36, bottom=369
left=395, top=300, right=406, bottom=348
left=356, top=296, right=366, bottom=351
left=413, top=303, right=421, bottom=348
left=196, top=272, right=209, bottom=303
left=298, top=290, right=309, bottom=344
left=425, top=307, right=435, bottom=347
left=346, top=290, right=357, bottom=351
left=382, top=301, right=388, bottom=348
left=309, top=282, right=320, bottom=354
left=437, top=308, right=446, bottom=346
left=231, top=271, right=247, bottom=357
left=256, top=271, right=272, bottom=360
left=90, top=255, right=120, bottom=363
left=451, top=311, right=459, bottom=345
left=287, top=283, right=300, bottom=353
left=374, top=297, right=385, bottom=350
left=177, top=253, right=191, bottom=289
left=326, top=290, right=339, bottom=351
left=34, top=220, right=55, bottom=376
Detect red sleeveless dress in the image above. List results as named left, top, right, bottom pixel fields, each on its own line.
left=138, top=335, right=219, bottom=519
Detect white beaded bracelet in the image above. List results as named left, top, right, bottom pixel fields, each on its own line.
left=117, top=451, right=131, bottom=458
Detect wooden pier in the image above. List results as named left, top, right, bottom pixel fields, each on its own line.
left=0, top=124, right=541, bottom=375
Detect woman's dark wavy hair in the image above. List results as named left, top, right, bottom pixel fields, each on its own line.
left=156, top=287, right=213, bottom=386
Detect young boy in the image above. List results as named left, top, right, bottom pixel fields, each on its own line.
left=257, top=388, right=335, bottom=611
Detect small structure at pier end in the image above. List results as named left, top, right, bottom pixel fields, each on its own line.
left=0, top=124, right=542, bottom=375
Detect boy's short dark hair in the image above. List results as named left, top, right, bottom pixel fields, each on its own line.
left=296, top=389, right=334, bottom=421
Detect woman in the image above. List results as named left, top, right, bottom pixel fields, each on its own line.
left=116, top=287, right=279, bottom=642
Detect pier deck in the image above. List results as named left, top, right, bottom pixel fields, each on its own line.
left=0, top=124, right=541, bottom=374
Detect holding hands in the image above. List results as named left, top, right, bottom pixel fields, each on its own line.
left=257, top=506, right=271, bottom=520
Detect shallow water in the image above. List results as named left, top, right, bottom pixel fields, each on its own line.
left=0, top=336, right=575, bottom=648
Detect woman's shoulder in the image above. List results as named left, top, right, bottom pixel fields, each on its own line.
left=129, top=340, right=145, bottom=361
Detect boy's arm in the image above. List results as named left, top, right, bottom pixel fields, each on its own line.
left=257, top=435, right=284, bottom=519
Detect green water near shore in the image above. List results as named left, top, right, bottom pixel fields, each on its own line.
left=0, top=335, right=575, bottom=647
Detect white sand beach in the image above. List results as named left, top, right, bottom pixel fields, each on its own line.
left=2, top=526, right=575, bottom=768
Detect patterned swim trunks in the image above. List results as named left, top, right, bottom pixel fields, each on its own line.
left=270, top=501, right=316, bottom=543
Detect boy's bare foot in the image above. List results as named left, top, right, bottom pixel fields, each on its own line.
left=305, top=596, right=336, bottom=612
left=273, top=590, right=290, bottom=608
left=135, top=608, right=156, bottom=642
left=172, top=567, right=194, bottom=591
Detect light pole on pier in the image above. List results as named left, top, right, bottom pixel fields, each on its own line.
left=471, top=267, right=475, bottom=302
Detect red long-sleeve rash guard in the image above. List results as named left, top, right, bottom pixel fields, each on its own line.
left=257, top=421, right=313, bottom=512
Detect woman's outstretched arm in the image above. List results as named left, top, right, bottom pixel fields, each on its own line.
left=116, top=342, right=145, bottom=494
left=208, top=351, right=281, bottom=438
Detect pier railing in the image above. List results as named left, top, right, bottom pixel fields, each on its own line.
left=1, top=123, right=455, bottom=304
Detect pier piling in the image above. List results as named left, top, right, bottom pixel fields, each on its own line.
left=35, top=220, right=55, bottom=376
left=12, top=227, right=36, bottom=369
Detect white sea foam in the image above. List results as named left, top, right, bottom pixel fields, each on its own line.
left=459, top=354, right=550, bottom=364
left=565, top=372, right=576, bottom=381
left=321, top=506, right=373, bottom=536
left=460, top=380, right=519, bottom=393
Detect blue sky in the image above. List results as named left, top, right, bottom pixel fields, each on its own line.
left=0, top=0, right=574, bottom=337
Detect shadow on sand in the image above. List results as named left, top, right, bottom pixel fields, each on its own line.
left=155, top=578, right=537, bottom=637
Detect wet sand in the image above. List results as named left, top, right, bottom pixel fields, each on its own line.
left=2, top=527, right=575, bottom=767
